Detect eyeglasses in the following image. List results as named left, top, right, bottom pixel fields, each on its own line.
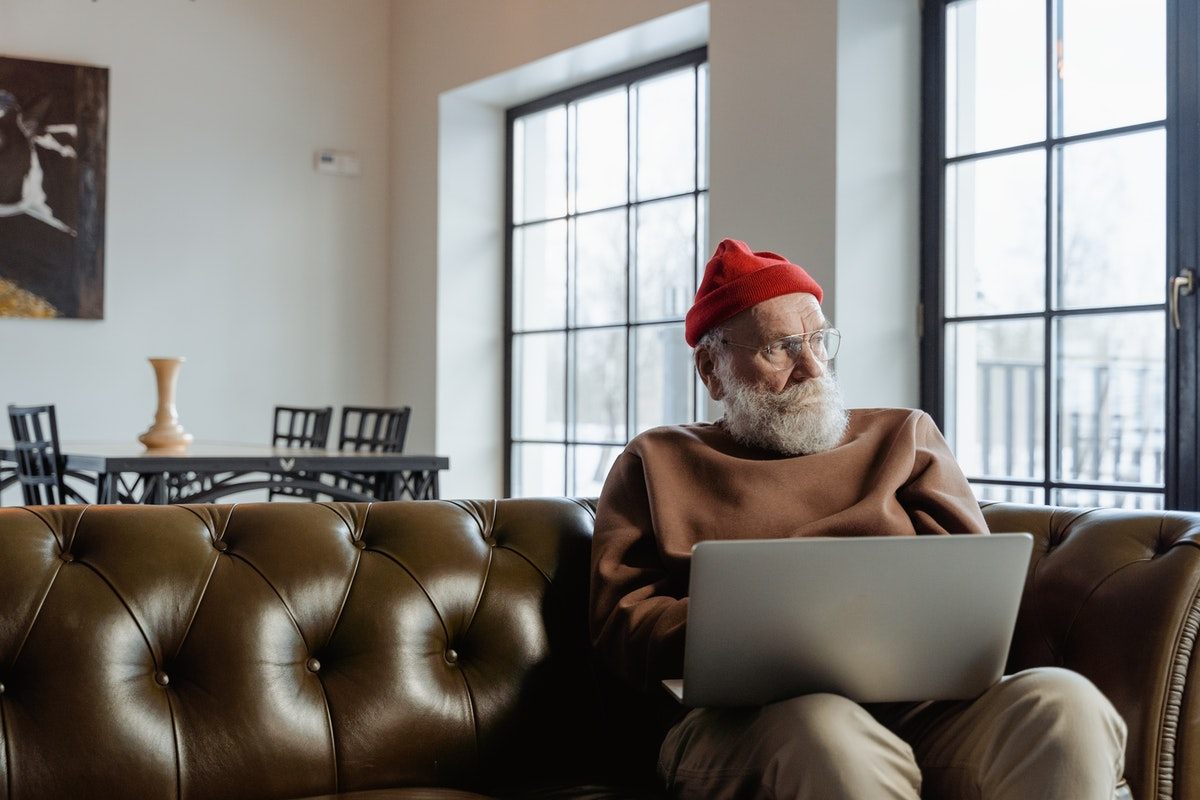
left=720, top=328, right=842, bottom=371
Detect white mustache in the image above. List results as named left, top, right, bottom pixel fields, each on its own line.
left=769, top=378, right=838, bottom=407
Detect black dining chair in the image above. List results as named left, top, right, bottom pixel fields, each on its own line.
left=337, top=405, right=411, bottom=453
left=273, top=405, right=334, bottom=449
left=330, top=405, right=411, bottom=499
left=268, top=405, right=333, bottom=501
left=0, top=464, right=17, bottom=507
left=7, top=404, right=94, bottom=505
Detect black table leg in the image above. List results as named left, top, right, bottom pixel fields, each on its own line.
left=154, top=473, right=168, bottom=504
left=98, top=472, right=114, bottom=504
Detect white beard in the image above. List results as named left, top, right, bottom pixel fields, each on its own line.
left=715, top=358, right=850, bottom=456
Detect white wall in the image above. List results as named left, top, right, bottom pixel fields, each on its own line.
left=707, top=0, right=839, bottom=310
left=391, top=0, right=922, bottom=498
left=0, top=0, right=392, bottom=471
left=709, top=0, right=921, bottom=410
left=435, top=93, right=508, bottom=501
left=834, top=0, right=922, bottom=408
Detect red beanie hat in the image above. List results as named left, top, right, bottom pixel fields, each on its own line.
left=684, top=238, right=823, bottom=347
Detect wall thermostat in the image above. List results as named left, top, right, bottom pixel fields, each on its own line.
left=315, top=149, right=361, bottom=177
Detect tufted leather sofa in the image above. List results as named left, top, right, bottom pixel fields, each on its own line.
left=0, top=499, right=1197, bottom=799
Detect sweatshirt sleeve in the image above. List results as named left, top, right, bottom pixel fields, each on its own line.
left=589, top=450, right=689, bottom=692
left=897, top=411, right=990, bottom=535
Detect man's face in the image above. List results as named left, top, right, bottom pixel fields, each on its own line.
left=698, top=293, right=849, bottom=455
left=703, top=292, right=829, bottom=397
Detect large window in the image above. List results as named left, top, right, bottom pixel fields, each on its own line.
left=505, top=49, right=709, bottom=497
left=922, top=0, right=1200, bottom=509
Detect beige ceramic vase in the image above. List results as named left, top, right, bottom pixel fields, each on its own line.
left=138, top=356, right=194, bottom=451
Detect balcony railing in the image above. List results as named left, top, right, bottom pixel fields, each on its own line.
left=974, top=360, right=1163, bottom=508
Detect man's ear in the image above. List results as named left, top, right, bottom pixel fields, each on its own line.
left=695, top=345, right=725, bottom=401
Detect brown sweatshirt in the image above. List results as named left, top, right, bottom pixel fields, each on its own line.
left=589, top=408, right=988, bottom=693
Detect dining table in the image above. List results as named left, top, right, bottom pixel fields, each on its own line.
left=0, top=441, right=449, bottom=505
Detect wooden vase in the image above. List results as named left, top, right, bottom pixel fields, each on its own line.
left=138, top=357, right=194, bottom=451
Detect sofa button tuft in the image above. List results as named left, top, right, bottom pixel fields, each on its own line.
left=214, top=540, right=228, bottom=552
left=445, top=649, right=459, bottom=665
left=353, top=539, right=366, bottom=550
left=306, top=657, right=321, bottom=673
left=60, top=552, right=74, bottom=563
left=154, top=671, right=170, bottom=687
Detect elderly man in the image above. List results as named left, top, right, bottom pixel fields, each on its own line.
left=590, top=239, right=1127, bottom=799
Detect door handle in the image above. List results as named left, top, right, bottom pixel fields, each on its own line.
left=1172, top=268, right=1194, bottom=331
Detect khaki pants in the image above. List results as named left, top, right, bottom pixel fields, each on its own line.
left=658, top=667, right=1127, bottom=800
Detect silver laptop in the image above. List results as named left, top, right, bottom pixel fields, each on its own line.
left=663, top=533, right=1033, bottom=707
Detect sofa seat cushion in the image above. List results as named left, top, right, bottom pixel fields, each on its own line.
left=496, top=784, right=666, bottom=799
left=295, top=784, right=665, bottom=800
left=296, top=791, right=490, bottom=800
left=296, top=790, right=491, bottom=800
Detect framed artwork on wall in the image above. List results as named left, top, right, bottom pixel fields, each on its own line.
left=0, top=55, right=108, bottom=319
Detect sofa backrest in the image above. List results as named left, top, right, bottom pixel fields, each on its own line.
left=6, top=498, right=1199, bottom=800
left=0, top=498, right=604, bottom=799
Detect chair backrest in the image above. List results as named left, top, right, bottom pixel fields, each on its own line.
left=7, top=404, right=67, bottom=505
left=338, top=406, right=410, bottom=453
left=272, top=405, right=333, bottom=449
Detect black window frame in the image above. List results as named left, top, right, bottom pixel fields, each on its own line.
left=504, top=46, right=709, bottom=498
left=920, top=0, right=1200, bottom=509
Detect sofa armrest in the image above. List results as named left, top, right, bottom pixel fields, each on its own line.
left=980, top=503, right=1200, bottom=800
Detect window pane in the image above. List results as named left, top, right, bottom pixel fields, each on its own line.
left=697, top=63, right=709, bottom=191
left=945, top=150, right=1045, bottom=316
left=635, top=196, right=696, bottom=322
left=574, top=210, right=626, bottom=326
left=1057, top=130, right=1165, bottom=309
left=635, top=68, right=696, bottom=200
left=1059, top=0, right=1166, bottom=136
left=573, top=328, right=626, bottom=443
left=573, top=88, right=628, bottom=213
left=1053, top=487, right=1164, bottom=510
left=512, top=332, right=565, bottom=440
left=513, top=107, right=566, bottom=224
left=945, top=0, right=1045, bottom=158
left=1057, top=312, right=1164, bottom=486
left=946, top=319, right=1045, bottom=479
left=635, top=323, right=693, bottom=434
left=512, top=443, right=566, bottom=497
left=572, top=444, right=621, bottom=497
left=970, top=483, right=1043, bottom=504
left=513, top=220, right=566, bottom=330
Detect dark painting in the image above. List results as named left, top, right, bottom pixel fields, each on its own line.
left=0, top=55, right=107, bottom=319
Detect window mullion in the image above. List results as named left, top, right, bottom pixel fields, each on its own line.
left=626, top=82, right=637, bottom=440
left=920, top=0, right=947, bottom=426
left=1042, top=0, right=1057, bottom=505
left=565, top=102, right=574, bottom=496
